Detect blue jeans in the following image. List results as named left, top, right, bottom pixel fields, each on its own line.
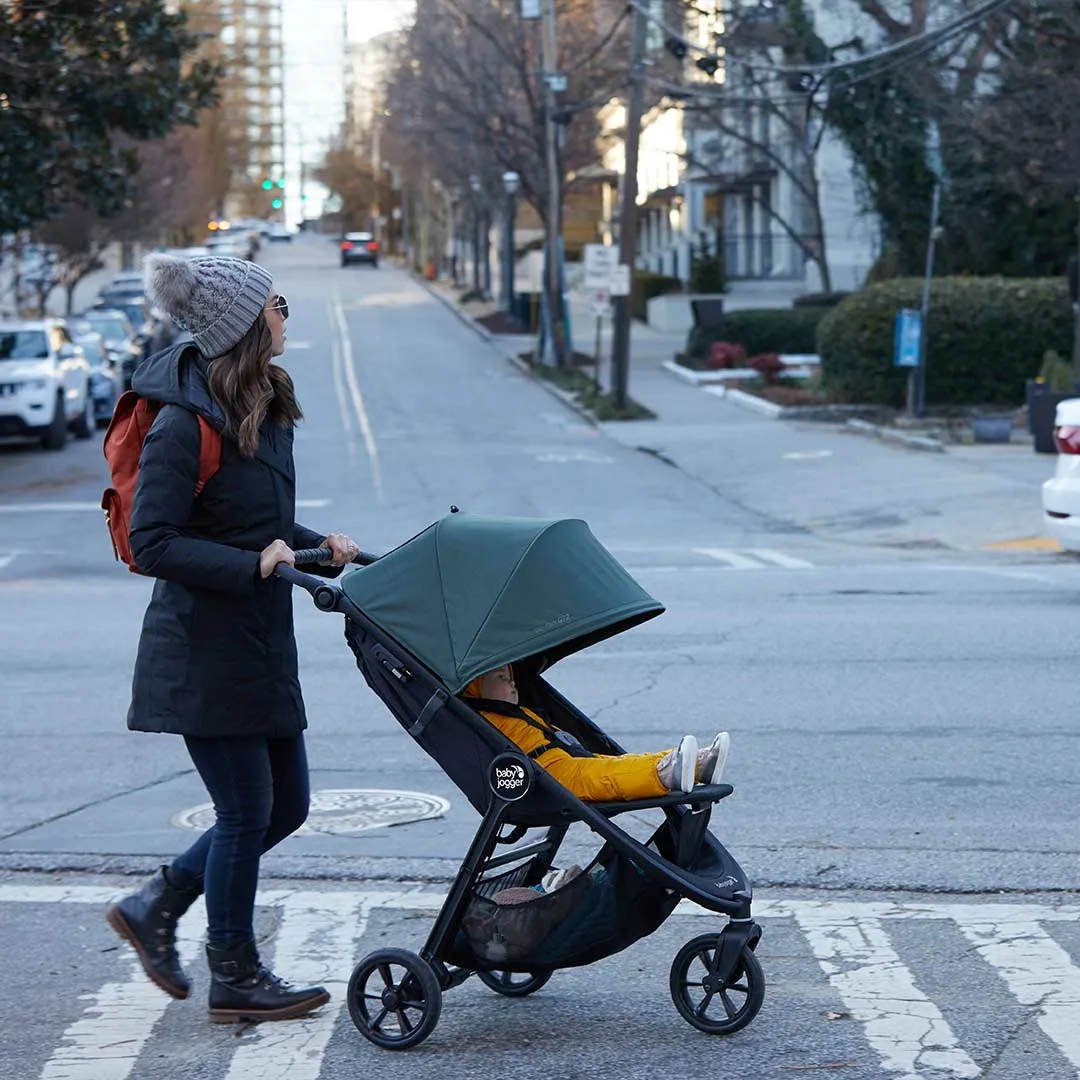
left=169, top=734, right=310, bottom=949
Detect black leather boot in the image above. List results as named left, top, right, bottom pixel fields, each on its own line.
left=206, top=940, right=330, bottom=1023
left=105, top=868, right=200, bottom=999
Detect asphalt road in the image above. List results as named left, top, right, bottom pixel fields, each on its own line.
left=1, top=234, right=1078, bottom=1079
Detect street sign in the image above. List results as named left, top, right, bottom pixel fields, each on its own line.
left=546, top=73, right=567, bottom=93
left=520, top=0, right=540, bottom=16
left=591, top=291, right=613, bottom=319
left=609, top=264, right=631, bottom=297
left=894, top=308, right=922, bottom=368
left=583, top=243, right=617, bottom=291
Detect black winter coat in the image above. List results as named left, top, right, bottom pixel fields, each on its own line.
left=126, top=344, right=338, bottom=738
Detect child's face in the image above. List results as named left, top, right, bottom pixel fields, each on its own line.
left=480, top=665, right=518, bottom=704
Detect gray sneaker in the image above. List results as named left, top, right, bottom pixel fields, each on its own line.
left=697, top=732, right=731, bottom=785
left=657, top=735, right=698, bottom=793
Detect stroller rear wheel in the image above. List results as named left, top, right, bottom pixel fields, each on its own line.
left=475, top=969, right=552, bottom=997
left=669, top=934, right=764, bottom=1035
left=347, top=948, right=442, bottom=1050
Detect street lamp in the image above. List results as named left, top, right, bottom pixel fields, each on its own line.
left=500, top=171, right=520, bottom=314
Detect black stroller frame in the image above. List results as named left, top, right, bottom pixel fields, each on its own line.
left=282, top=555, right=765, bottom=1050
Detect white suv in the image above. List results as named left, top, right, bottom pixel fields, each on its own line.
left=0, top=319, right=94, bottom=450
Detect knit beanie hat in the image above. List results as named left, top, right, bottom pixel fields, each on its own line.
left=143, top=253, right=274, bottom=359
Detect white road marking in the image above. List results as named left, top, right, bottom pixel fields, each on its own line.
left=39, top=899, right=205, bottom=1080
left=791, top=907, right=981, bottom=1080
left=223, top=892, right=370, bottom=1080
left=328, top=335, right=358, bottom=468
left=693, top=547, right=768, bottom=570
left=330, top=296, right=383, bottom=502
left=4, top=887, right=1080, bottom=1079
left=746, top=548, right=815, bottom=569
left=951, top=910, right=1080, bottom=1074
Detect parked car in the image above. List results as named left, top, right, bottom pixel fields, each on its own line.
left=0, top=319, right=94, bottom=449
left=1042, top=397, right=1080, bottom=550
left=102, top=272, right=145, bottom=299
left=268, top=222, right=293, bottom=243
left=73, top=330, right=120, bottom=427
left=204, top=234, right=253, bottom=260
left=341, top=232, right=378, bottom=267
left=72, top=309, right=142, bottom=389
left=94, top=294, right=155, bottom=350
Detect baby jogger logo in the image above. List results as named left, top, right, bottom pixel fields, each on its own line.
left=488, top=753, right=532, bottom=801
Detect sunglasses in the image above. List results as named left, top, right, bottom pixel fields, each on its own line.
left=267, top=294, right=289, bottom=320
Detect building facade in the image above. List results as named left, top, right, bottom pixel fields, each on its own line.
left=184, top=0, right=286, bottom=219
left=621, top=0, right=879, bottom=298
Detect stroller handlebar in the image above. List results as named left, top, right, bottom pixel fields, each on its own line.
left=291, top=547, right=380, bottom=567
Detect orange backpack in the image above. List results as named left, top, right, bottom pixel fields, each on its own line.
left=101, top=390, right=223, bottom=574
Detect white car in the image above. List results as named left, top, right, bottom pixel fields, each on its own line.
left=268, top=222, right=293, bottom=243
left=1042, top=397, right=1080, bottom=549
left=0, top=320, right=94, bottom=450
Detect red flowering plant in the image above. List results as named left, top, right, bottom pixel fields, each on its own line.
left=706, top=341, right=747, bottom=370
left=749, top=352, right=785, bottom=385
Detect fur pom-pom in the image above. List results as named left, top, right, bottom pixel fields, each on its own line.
left=143, top=254, right=197, bottom=318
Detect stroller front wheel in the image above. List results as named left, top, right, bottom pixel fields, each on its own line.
left=347, top=948, right=443, bottom=1050
left=475, top=969, right=552, bottom=997
left=669, top=934, right=765, bottom=1035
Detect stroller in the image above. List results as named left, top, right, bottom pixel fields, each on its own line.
left=282, top=512, right=764, bottom=1050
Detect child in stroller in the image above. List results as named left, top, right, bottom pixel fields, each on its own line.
left=462, top=664, right=730, bottom=801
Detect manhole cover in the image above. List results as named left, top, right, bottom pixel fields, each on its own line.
left=171, top=789, right=450, bottom=837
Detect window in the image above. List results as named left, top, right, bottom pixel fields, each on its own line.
left=0, top=330, right=48, bottom=360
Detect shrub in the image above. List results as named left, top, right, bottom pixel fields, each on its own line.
left=793, top=291, right=850, bottom=308
left=632, top=271, right=683, bottom=322
left=707, top=341, right=747, bottom=370
left=817, top=276, right=1073, bottom=407
left=686, top=307, right=828, bottom=359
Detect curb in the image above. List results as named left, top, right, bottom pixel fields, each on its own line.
left=845, top=418, right=947, bottom=453
left=412, top=272, right=598, bottom=427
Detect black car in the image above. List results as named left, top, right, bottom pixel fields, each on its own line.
left=73, top=310, right=142, bottom=389
left=341, top=232, right=379, bottom=267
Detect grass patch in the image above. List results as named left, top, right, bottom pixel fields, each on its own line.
left=522, top=355, right=655, bottom=421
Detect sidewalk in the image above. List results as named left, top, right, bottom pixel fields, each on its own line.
left=426, top=278, right=1061, bottom=555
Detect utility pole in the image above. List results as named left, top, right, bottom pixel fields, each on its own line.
left=610, top=2, right=648, bottom=411
left=541, top=0, right=566, bottom=367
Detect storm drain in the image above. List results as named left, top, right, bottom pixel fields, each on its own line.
left=171, top=789, right=451, bottom=837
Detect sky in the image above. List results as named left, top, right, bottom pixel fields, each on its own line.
left=281, top=0, right=415, bottom=222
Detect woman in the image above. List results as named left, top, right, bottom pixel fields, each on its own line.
left=106, top=252, right=360, bottom=1024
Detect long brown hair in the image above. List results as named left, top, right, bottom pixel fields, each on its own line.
left=206, top=313, right=302, bottom=458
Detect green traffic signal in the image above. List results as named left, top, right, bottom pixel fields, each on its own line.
left=271, top=198, right=283, bottom=209
left=261, top=179, right=273, bottom=191
left=276, top=179, right=285, bottom=189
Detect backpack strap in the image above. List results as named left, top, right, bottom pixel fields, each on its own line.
left=193, top=416, right=223, bottom=496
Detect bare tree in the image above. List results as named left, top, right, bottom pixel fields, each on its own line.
left=381, top=0, right=630, bottom=360
left=33, top=122, right=226, bottom=314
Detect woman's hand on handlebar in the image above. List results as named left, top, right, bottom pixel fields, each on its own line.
left=260, top=539, right=295, bottom=579
left=322, top=533, right=360, bottom=567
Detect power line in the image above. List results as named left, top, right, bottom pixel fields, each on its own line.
left=625, top=0, right=1016, bottom=81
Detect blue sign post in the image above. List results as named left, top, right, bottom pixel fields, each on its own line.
left=894, top=309, right=922, bottom=368
left=895, top=308, right=922, bottom=417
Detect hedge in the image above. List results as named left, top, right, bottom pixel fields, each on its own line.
left=686, top=307, right=829, bottom=360
left=817, top=277, right=1073, bottom=407
left=632, top=271, right=682, bottom=322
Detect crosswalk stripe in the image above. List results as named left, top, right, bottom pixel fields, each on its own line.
left=791, top=908, right=981, bottom=1080
left=745, top=548, right=815, bottom=570
left=951, top=911, right=1080, bottom=1074
left=223, top=892, right=370, bottom=1080
left=6, top=885, right=1080, bottom=1079
left=39, top=900, right=205, bottom=1080
left=693, top=548, right=763, bottom=570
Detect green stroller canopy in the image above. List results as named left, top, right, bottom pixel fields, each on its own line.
left=339, top=514, right=664, bottom=694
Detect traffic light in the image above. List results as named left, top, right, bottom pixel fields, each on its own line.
left=261, top=178, right=273, bottom=191
left=271, top=198, right=283, bottom=209
left=275, top=179, right=285, bottom=189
